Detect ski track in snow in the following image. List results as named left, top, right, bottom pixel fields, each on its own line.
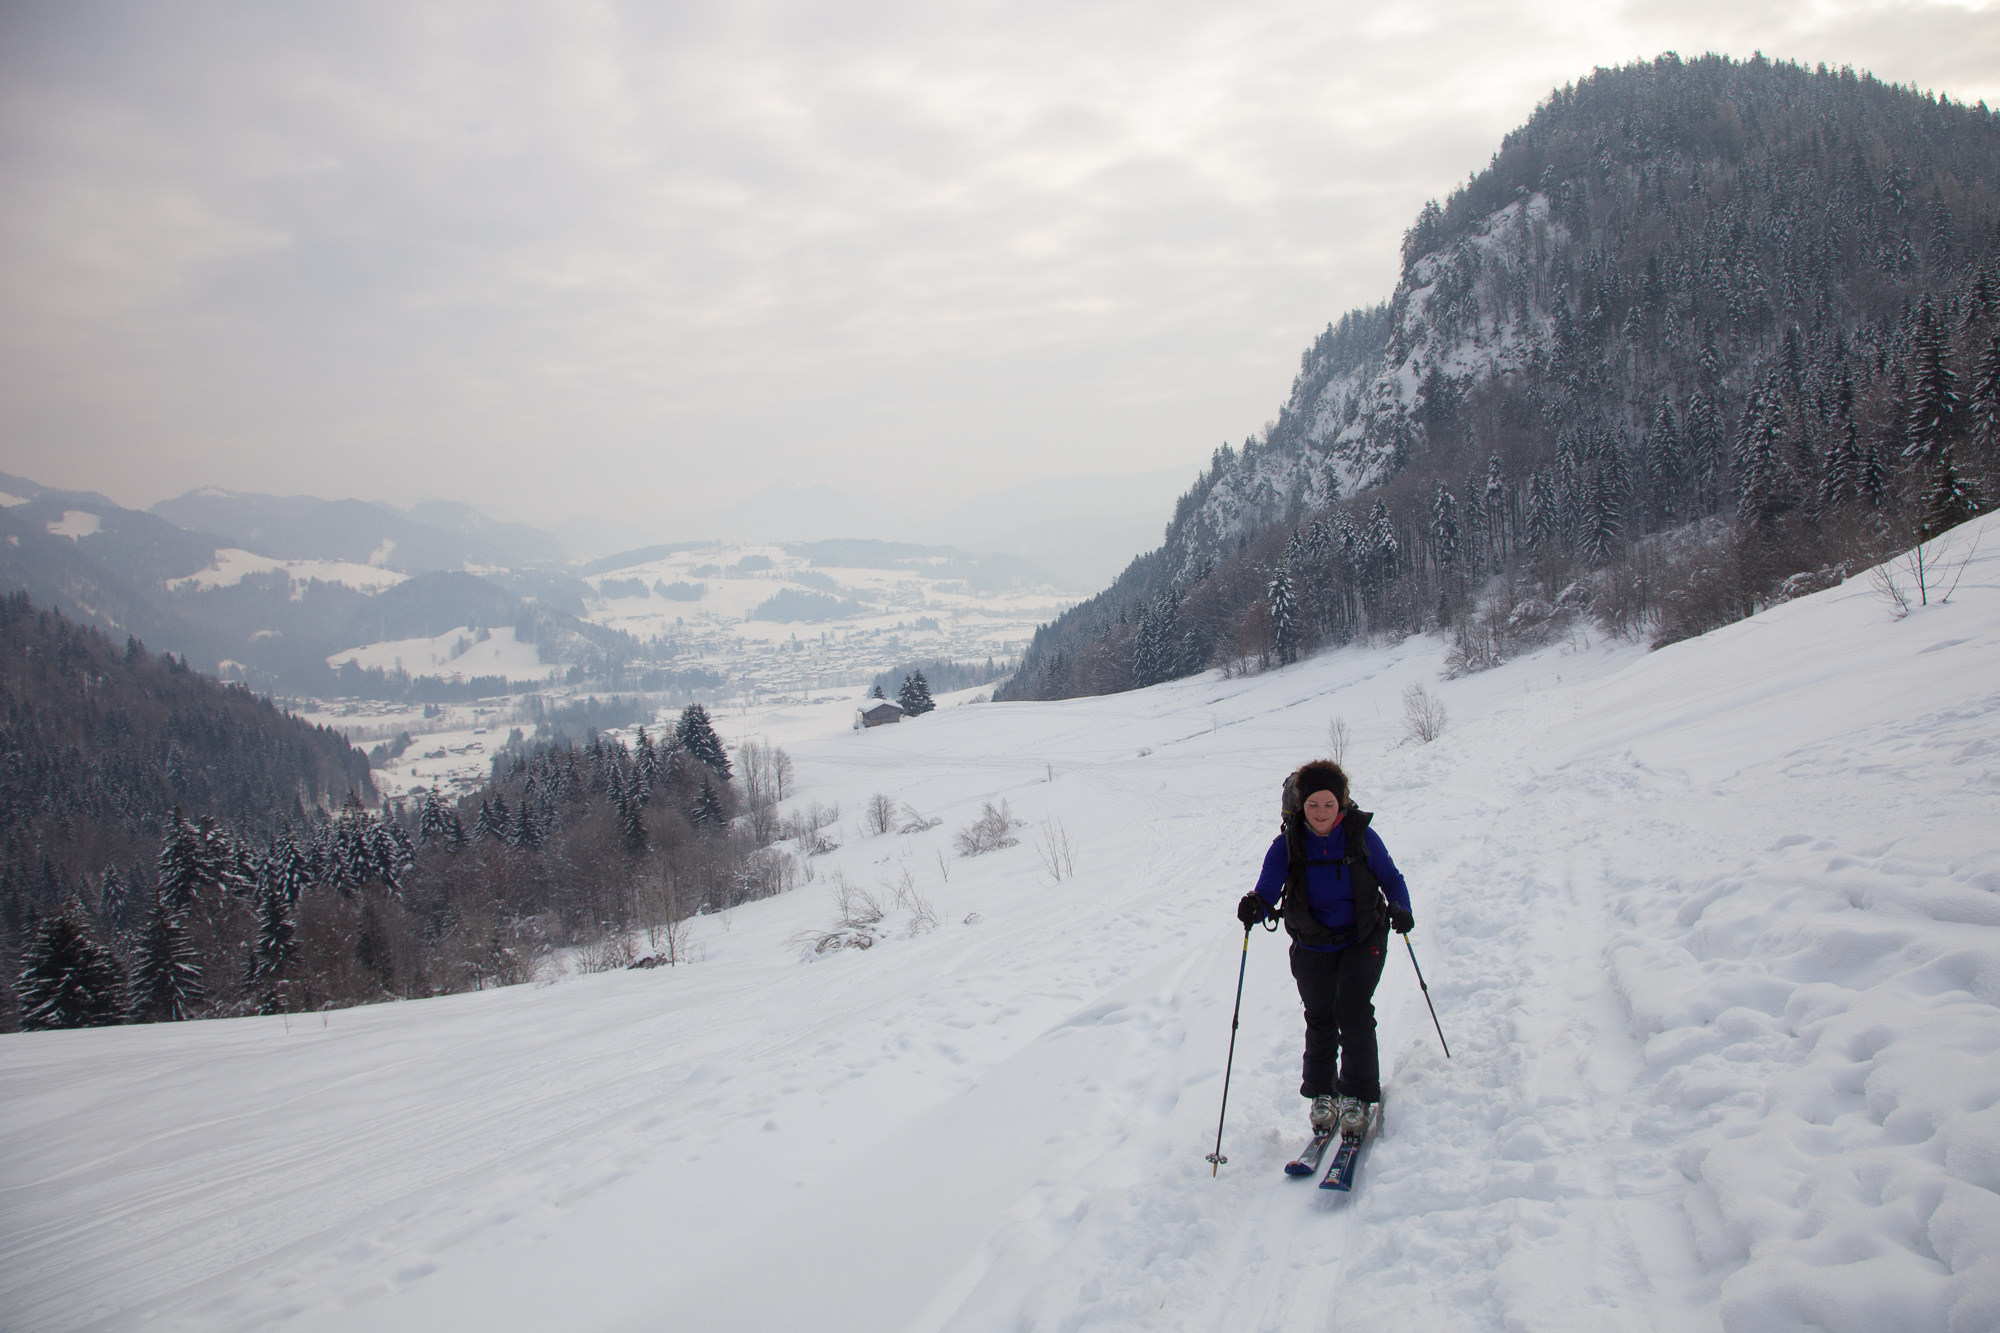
left=4, top=514, right=1998, bottom=1332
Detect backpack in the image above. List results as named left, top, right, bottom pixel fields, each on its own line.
left=1277, top=771, right=1386, bottom=949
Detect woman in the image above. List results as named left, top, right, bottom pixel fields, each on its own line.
left=1237, top=759, right=1414, bottom=1135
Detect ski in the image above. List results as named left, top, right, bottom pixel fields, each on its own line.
left=1319, top=1102, right=1382, bottom=1192
left=1283, top=1129, right=1336, bottom=1176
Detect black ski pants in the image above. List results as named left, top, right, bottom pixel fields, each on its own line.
left=1289, top=928, right=1389, bottom=1102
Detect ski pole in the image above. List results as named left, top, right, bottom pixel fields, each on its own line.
left=1207, top=922, right=1253, bottom=1175
left=1403, top=933, right=1450, bottom=1058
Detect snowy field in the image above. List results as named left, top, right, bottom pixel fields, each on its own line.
left=323, top=625, right=553, bottom=685
left=580, top=542, right=1067, bottom=695
left=3, top=515, right=1997, bottom=1332
left=167, top=549, right=410, bottom=595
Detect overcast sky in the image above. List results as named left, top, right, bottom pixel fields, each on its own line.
left=3, top=1, right=1997, bottom=542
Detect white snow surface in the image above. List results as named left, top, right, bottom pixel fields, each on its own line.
left=44, top=510, right=102, bottom=540
left=5, top=516, right=2000, bottom=1332
left=325, top=626, right=551, bottom=684
left=169, top=549, right=409, bottom=595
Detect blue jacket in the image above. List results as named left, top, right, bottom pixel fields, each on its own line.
left=1251, top=818, right=1410, bottom=952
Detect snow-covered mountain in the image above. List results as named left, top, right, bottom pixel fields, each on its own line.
left=7, top=511, right=1994, bottom=1332
left=150, top=488, right=567, bottom=573
left=1005, top=56, right=2000, bottom=701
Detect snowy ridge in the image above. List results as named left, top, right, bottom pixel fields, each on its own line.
left=1156, top=193, right=1566, bottom=584
left=2, top=515, right=1996, bottom=1331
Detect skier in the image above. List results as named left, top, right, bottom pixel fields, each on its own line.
left=1236, top=759, right=1413, bottom=1138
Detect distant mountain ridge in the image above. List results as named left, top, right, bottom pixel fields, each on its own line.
left=151, top=488, right=567, bottom=572
left=0, top=478, right=640, bottom=698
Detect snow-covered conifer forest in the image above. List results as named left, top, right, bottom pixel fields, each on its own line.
left=1002, top=55, right=2000, bottom=700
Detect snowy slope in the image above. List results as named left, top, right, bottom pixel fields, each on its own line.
left=3, top=517, right=1997, bottom=1333
left=324, top=626, right=551, bottom=684
left=168, top=549, right=409, bottom=596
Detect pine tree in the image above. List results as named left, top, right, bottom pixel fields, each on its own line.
left=1735, top=384, right=1792, bottom=529
left=1969, top=331, right=2000, bottom=467
left=1921, top=444, right=1980, bottom=537
left=417, top=789, right=449, bottom=846
left=1524, top=472, right=1557, bottom=552
left=634, top=726, right=662, bottom=794
left=155, top=809, right=204, bottom=912
left=129, top=889, right=204, bottom=1022
left=18, top=904, right=124, bottom=1030
left=616, top=784, right=648, bottom=853
left=1905, top=294, right=1963, bottom=473
left=897, top=674, right=922, bottom=714
left=1267, top=569, right=1299, bottom=664
left=1582, top=469, right=1624, bottom=565
left=1685, top=390, right=1726, bottom=515
left=1645, top=396, right=1685, bottom=523
left=473, top=799, right=504, bottom=843
left=1367, top=501, right=1398, bottom=575
left=1822, top=415, right=1862, bottom=512
left=508, top=799, right=539, bottom=851
left=250, top=869, right=297, bottom=989
left=269, top=827, right=311, bottom=904
left=380, top=819, right=416, bottom=889
left=1130, top=604, right=1161, bottom=688
left=675, top=704, right=732, bottom=779
left=906, top=671, right=935, bottom=715
left=442, top=808, right=468, bottom=855
left=1429, top=482, right=1460, bottom=578
left=97, top=864, right=128, bottom=933
left=691, top=778, right=726, bottom=831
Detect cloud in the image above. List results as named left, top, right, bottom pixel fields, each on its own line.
left=1, top=0, right=1996, bottom=537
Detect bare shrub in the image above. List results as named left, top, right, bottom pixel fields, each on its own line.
left=954, top=800, right=1023, bottom=857
left=865, top=792, right=898, bottom=836
left=574, top=930, right=636, bottom=974
left=781, top=800, right=841, bottom=855
left=898, top=804, right=942, bottom=834
left=1652, top=541, right=1755, bottom=648
left=738, top=847, right=800, bottom=902
left=833, top=872, right=884, bottom=928
left=788, top=870, right=888, bottom=957
left=1442, top=615, right=1502, bottom=677
left=636, top=866, right=699, bottom=966
left=780, top=801, right=839, bottom=842
left=886, top=865, right=940, bottom=934
left=1326, top=717, right=1350, bottom=765
left=1400, top=681, right=1447, bottom=745
left=735, top=740, right=795, bottom=845
left=1870, top=526, right=1980, bottom=619
left=1035, top=818, right=1077, bottom=881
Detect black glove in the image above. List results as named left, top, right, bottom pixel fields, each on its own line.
left=1237, top=892, right=1271, bottom=926
left=1388, top=905, right=1414, bottom=935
